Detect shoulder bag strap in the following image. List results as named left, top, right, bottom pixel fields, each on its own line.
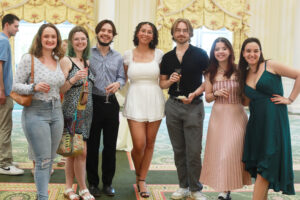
left=30, top=55, right=34, bottom=84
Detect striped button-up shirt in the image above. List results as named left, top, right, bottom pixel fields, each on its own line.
left=90, top=46, right=125, bottom=96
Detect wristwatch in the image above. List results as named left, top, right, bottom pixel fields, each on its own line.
left=31, top=83, right=37, bottom=93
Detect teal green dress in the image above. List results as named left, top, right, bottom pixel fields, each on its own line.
left=243, top=62, right=295, bottom=195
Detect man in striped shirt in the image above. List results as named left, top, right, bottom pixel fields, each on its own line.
left=86, top=19, right=125, bottom=197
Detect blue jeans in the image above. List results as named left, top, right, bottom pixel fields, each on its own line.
left=22, top=99, right=63, bottom=200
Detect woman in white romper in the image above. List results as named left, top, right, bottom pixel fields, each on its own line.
left=123, top=22, right=164, bottom=198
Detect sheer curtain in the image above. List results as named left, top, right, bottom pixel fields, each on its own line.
left=249, top=0, right=299, bottom=113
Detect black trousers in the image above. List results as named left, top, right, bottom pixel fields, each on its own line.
left=86, top=94, right=120, bottom=187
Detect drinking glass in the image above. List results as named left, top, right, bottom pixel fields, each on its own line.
left=174, top=67, right=182, bottom=92
left=104, top=76, right=111, bottom=104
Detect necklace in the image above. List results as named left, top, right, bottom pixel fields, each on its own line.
left=218, top=67, right=226, bottom=73
left=76, top=57, right=83, bottom=62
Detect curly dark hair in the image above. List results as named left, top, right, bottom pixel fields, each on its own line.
left=29, top=23, right=64, bottom=59
left=133, top=22, right=158, bottom=49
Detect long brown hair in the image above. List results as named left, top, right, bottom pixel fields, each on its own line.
left=29, top=23, right=64, bottom=59
left=238, top=37, right=265, bottom=94
left=205, top=37, right=237, bottom=83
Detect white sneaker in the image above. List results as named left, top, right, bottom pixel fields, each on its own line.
left=218, top=192, right=227, bottom=199
left=171, top=187, right=190, bottom=199
left=190, top=191, right=207, bottom=200
left=0, top=165, right=24, bottom=175
left=218, top=192, right=231, bottom=200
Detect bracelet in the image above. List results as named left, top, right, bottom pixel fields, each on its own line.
left=288, top=97, right=294, bottom=103
left=67, top=79, right=74, bottom=85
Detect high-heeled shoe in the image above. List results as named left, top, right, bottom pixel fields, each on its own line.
left=138, top=179, right=150, bottom=198
left=136, top=173, right=140, bottom=191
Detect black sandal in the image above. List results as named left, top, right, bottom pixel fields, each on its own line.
left=138, top=180, right=150, bottom=198
left=136, top=173, right=140, bottom=191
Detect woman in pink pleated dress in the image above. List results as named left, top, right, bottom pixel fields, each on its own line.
left=200, top=37, right=251, bottom=200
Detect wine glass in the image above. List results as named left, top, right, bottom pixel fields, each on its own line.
left=104, top=76, right=111, bottom=104
left=174, top=67, right=182, bottom=92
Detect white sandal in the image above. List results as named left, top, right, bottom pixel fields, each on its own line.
left=79, top=189, right=95, bottom=200
left=64, top=188, right=80, bottom=200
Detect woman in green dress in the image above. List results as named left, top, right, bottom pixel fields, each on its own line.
left=239, top=37, right=300, bottom=200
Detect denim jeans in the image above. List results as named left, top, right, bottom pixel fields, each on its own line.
left=22, top=99, right=63, bottom=200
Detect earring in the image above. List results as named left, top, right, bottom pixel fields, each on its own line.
left=246, top=65, right=250, bottom=70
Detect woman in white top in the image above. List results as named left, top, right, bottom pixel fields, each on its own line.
left=123, top=22, right=164, bottom=198
left=12, top=23, right=65, bottom=200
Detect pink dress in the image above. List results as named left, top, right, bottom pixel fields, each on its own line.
left=200, top=79, right=251, bottom=192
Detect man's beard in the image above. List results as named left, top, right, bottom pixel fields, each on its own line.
left=97, top=37, right=113, bottom=46
left=175, top=37, right=189, bottom=45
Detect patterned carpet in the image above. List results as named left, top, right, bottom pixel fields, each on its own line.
left=0, top=183, right=77, bottom=200
left=133, top=184, right=300, bottom=200
left=128, top=111, right=300, bottom=171
left=3, top=105, right=300, bottom=199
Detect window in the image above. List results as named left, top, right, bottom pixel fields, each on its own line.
left=191, top=27, right=233, bottom=56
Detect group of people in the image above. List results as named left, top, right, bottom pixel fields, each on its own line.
left=1, top=13, right=300, bottom=200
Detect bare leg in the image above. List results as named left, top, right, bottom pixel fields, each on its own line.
left=65, top=156, right=75, bottom=189
left=73, top=143, right=94, bottom=198
left=65, top=155, right=79, bottom=199
left=128, top=119, right=161, bottom=196
left=128, top=119, right=147, bottom=177
left=138, top=120, right=161, bottom=180
left=252, top=174, right=269, bottom=200
left=73, top=142, right=88, bottom=190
